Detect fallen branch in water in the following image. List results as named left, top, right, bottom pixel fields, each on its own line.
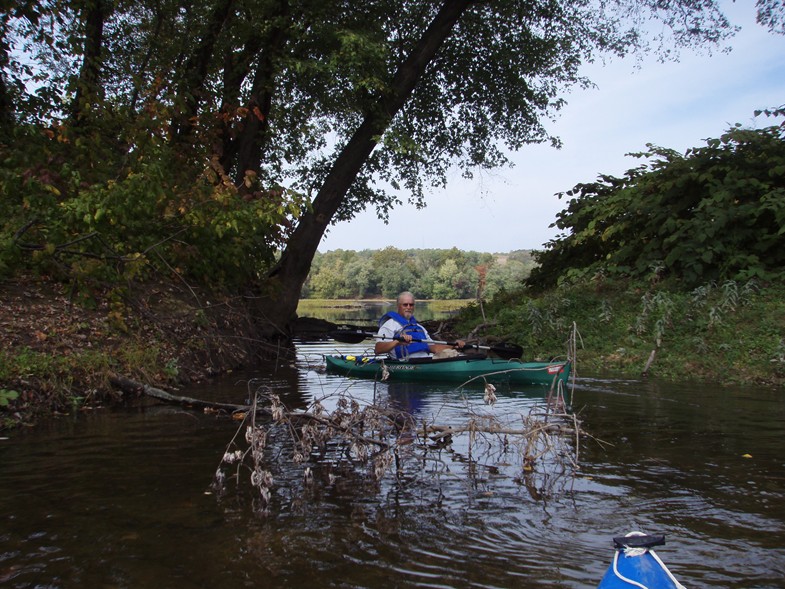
left=109, top=374, right=251, bottom=413
left=110, top=374, right=586, bottom=513
left=426, top=421, right=576, bottom=440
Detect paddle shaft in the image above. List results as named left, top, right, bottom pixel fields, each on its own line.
left=355, top=331, right=487, bottom=351
left=328, top=328, right=524, bottom=359
left=378, top=333, right=461, bottom=347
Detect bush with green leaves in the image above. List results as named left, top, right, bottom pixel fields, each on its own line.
left=527, top=123, right=785, bottom=291
left=1, top=128, right=306, bottom=289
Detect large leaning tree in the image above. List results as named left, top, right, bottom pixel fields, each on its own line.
left=3, top=0, right=780, bottom=343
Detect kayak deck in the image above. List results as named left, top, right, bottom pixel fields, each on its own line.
left=324, top=353, right=571, bottom=387
left=598, top=532, right=685, bottom=589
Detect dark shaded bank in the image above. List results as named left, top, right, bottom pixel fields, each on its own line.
left=0, top=278, right=285, bottom=429
left=0, top=276, right=461, bottom=429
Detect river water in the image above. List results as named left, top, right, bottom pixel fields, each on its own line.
left=1, top=303, right=784, bottom=588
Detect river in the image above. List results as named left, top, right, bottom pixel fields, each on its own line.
left=0, top=302, right=783, bottom=588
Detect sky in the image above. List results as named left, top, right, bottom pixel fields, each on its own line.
left=318, top=3, right=785, bottom=254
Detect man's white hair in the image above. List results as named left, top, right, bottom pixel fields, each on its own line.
left=397, top=291, right=415, bottom=304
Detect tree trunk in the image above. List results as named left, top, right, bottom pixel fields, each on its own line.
left=0, top=20, right=13, bottom=135
left=129, top=5, right=166, bottom=113
left=172, top=0, right=236, bottom=142
left=217, top=33, right=265, bottom=172
left=226, top=0, right=291, bottom=185
left=71, top=0, right=110, bottom=126
left=256, top=0, right=475, bottom=338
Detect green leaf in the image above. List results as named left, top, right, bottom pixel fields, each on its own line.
left=0, top=389, right=20, bottom=407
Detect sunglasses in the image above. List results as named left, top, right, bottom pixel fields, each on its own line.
left=401, top=302, right=415, bottom=307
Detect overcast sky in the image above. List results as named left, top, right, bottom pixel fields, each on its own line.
left=318, top=2, right=785, bottom=254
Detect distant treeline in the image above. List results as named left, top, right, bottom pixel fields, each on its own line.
left=302, top=247, right=536, bottom=300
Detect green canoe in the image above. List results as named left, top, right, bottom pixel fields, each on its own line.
left=324, top=353, right=571, bottom=387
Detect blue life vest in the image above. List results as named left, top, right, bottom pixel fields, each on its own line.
left=378, top=311, right=430, bottom=359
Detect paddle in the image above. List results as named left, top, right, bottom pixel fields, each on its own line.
left=329, top=327, right=523, bottom=360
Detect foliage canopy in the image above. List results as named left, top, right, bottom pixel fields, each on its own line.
left=526, top=123, right=785, bottom=291
left=1, top=0, right=773, bottom=315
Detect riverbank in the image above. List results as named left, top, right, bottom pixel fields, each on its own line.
left=0, top=277, right=266, bottom=429
left=451, top=278, right=785, bottom=387
left=2, top=276, right=783, bottom=430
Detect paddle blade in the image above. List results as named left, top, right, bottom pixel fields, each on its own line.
left=329, top=327, right=371, bottom=344
left=489, top=342, right=523, bottom=360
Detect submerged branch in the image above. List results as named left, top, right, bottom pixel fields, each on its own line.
left=110, top=373, right=586, bottom=512
left=426, top=421, right=576, bottom=440
left=109, top=374, right=252, bottom=413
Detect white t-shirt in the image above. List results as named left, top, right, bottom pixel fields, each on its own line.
left=377, top=318, right=432, bottom=359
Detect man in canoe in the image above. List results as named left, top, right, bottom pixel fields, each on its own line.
left=375, top=291, right=465, bottom=359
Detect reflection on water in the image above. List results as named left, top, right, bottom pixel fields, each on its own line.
left=1, top=341, right=784, bottom=588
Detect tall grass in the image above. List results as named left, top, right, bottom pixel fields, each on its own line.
left=453, top=280, right=785, bottom=384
